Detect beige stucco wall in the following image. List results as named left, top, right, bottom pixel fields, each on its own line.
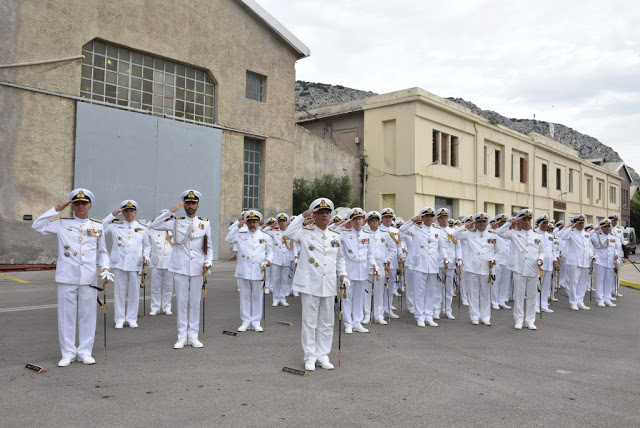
left=363, top=88, right=622, bottom=223
left=0, top=0, right=360, bottom=263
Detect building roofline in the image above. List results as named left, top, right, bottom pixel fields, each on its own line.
left=295, top=98, right=366, bottom=123
left=238, top=0, right=310, bottom=59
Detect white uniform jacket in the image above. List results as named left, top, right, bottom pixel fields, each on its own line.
left=365, top=228, right=388, bottom=273
left=556, top=227, right=594, bottom=268
left=451, top=227, right=499, bottom=276
left=264, top=227, right=294, bottom=267
left=149, top=211, right=213, bottom=276
left=284, top=216, right=346, bottom=297
left=536, top=228, right=558, bottom=272
left=495, top=231, right=511, bottom=266
left=103, top=213, right=150, bottom=272
left=225, top=227, right=274, bottom=280
left=495, top=223, right=545, bottom=277
left=440, top=226, right=462, bottom=267
left=380, top=224, right=402, bottom=270
left=399, top=221, right=447, bottom=274
left=590, top=231, right=622, bottom=269
left=149, top=229, right=173, bottom=269
left=32, top=207, right=109, bottom=285
left=340, top=228, right=370, bottom=281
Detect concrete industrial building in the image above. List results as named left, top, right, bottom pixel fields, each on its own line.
left=297, top=87, right=622, bottom=223
left=0, top=0, right=359, bottom=264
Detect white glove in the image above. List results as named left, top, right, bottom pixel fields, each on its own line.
left=372, top=262, right=381, bottom=274
left=204, top=260, right=212, bottom=269
left=143, top=255, right=150, bottom=264
left=456, top=258, right=463, bottom=267
left=260, top=261, right=268, bottom=269
left=100, top=270, right=115, bottom=283
left=444, top=258, right=452, bottom=267
left=342, top=278, right=352, bottom=289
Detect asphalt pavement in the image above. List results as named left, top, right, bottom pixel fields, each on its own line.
left=1, top=258, right=639, bottom=427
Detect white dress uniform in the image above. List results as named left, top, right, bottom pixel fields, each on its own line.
left=149, top=190, right=212, bottom=345
left=32, top=189, right=110, bottom=364
left=496, top=211, right=544, bottom=329
left=556, top=215, right=594, bottom=310
left=451, top=213, right=500, bottom=325
left=225, top=210, right=274, bottom=330
left=590, top=220, right=622, bottom=306
left=435, top=222, right=461, bottom=318
left=535, top=222, right=557, bottom=312
left=103, top=207, right=150, bottom=327
left=458, top=216, right=473, bottom=306
left=149, top=218, right=174, bottom=314
left=379, top=213, right=402, bottom=316
left=284, top=199, right=346, bottom=369
left=403, top=230, right=416, bottom=313
left=400, top=209, right=448, bottom=327
left=365, top=212, right=390, bottom=324
left=608, top=214, right=626, bottom=298
left=264, top=213, right=295, bottom=306
left=340, top=210, right=370, bottom=330
left=489, top=214, right=511, bottom=308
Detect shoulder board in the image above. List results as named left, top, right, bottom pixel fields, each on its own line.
left=139, top=222, right=148, bottom=227
left=90, top=218, right=102, bottom=223
left=175, top=216, right=185, bottom=220
left=363, top=229, right=371, bottom=233
left=239, top=230, right=248, bottom=233
left=342, top=228, right=352, bottom=231
left=328, top=227, right=338, bottom=233
left=59, top=216, right=74, bottom=220
left=303, top=225, right=315, bottom=230
left=198, top=217, right=208, bottom=221
left=112, top=219, right=123, bottom=224
left=488, top=230, right=496, bottom=234
left=433, top=224, right=441, bottom=229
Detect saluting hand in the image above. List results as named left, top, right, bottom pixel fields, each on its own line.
left=112, top=208, right=124, bottom=216
left=54, top=200, right=72, bottom=212
left=301, top=207, right=319, bottom=218
left=170, top=201, right=184, bottom=213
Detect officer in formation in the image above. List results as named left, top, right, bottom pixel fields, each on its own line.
left=103, top=200, right=150, bottom=329
left=149, top=190, right=212, bottom=349
left=590, top=218, right=622, bottom=307
left=263, top=213, right=294, bottom=307
left=490, top=214, right=512, bottom=310
left=148, top=209, right=174, bottom=316
left=339, top=208, right=369, bottom=333
left=535, top=214, right=558, bottom=314
left=32, top=189, right=114, bottom=367
left=434, top=208, right=459, bottom=320
left=225, top=210, right=273, bottom=332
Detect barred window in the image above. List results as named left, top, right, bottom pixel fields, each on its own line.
left=80, top=40, right=215, bottom=124
left=243, top=138, right=262, bottom=210
left=246, top=71, right=266, bottom=102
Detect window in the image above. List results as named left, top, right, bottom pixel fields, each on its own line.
left=586, top=177, right=592, bottom=198
left=81, top=40, right=215, bottom=123
left=569, top=169, right=574, bottom=193
left=556, top=168, right=562, bottom=190
left=440, top=132, right=449, bottom=166
left=495, top=150, right=501, bottom=178
left=541, top=164, right=548, bottom=188
left=511, top=154, right=514, bottom=180
left=450, top=136, right=458, bottom=167
left=246, top=71, right=266, bottom=102
left=598, top=182, right=602, bottom=201
left=433, top=129, right=458, bottom=167
left=519, top=157, right=527, bottom=183
left=432, top=130, right=439, bottom=163
left=243, top=138, right=262, bottom=210
left=610, top=186, right=616, bottom=204
left=484, top=146, right=488, bottom=175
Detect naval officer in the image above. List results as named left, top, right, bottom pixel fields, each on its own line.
left=32, top=188, right=113, bottom=367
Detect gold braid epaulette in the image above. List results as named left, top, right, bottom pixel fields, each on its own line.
left=446, top=232, right=457, bottom=245
left=388, top=231, right=401, bottom=245
left=282, top=236, right=294, bottom=250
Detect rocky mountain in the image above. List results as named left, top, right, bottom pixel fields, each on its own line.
left=294, top=81, right=638, bottom=183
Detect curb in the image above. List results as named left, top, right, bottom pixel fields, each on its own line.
left=620, top=280, right=640, bottom=290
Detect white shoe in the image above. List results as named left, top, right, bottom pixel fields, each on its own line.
left=578, top=304, right=590, bottom=310
left=462, top=301, right=469, bottom=306
left=597, top=301, right=605, bottom=307
left=188, top=338, right=203, bottom=348
left=304, top=362, right=315, bottom=371
left=281, top=301, right=290, bottom=307
left=361, top=316, right=370, bottom=325
left=173, top=337, right=187, bottom=349
left=253, top=324, right=264, bottom=332
left=570, top=305, right=579, bottom=311
left=542, top=308, right=554, bottom=313
left=353, top=324, right=369, bottom=333
left=535, top=308, right=540, bottom=314
left=391, top=306, right=397, bottom=310
left=272, top=302, right=279, bottom=307
left=471, top=320, right=479, bottom=325
left=492, top=304, right=500, bottom=310
left=57, top=357, right=74, bottom=367
left=605, top=301, right=617, bottom=307
left=237, top=323, right=250, bottom=332
left=483, top=320, right=491, bottom=326
left=293, top=292, right=299, bottom=297
left=345, top=326, right=353, bottom=334
left=446, top=312, right=456, bottom=320
left=408, top=309, right=415, bottom=315
left=149, top=311, right=158, bottom=316
left=388, top=312, right=400, bottom=319
left=427, top=320, right=438, bottom=327
left=417, top=320, right=426, bottom=327
left=433, top=313, right=440, bottom=320
left=526, top=323, right=537, bottom=330
left=375, top=318, right=388, bottom=325
left=551, top=297, right=558, bottom=302
left=617, top=293, right=623, bottom=298
left=115, top=322, right=124, bottom=329
left=514, top=322, right=523, bottom=330
left=265, top=289, right=270, bottom=294
left=164, top=310, right=172, bottom=315
left=317, top=359, right=334, bottom=370
left=393, top=291, right=400, bottom=297
left=610, top=296, right=617, bottom=300
left=78, top=355, right=96, bottom=365
left=128, top=321, right=138, bottom=328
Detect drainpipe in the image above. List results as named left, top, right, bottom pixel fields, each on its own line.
left=473, top=123, right=479, bottom=212
left=361, top=157, right=367, bottom=208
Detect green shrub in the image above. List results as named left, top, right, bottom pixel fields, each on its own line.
left=293, top=174, right=351, bottom=215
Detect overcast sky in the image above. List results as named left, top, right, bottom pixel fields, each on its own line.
left=259, top=0, right=640, bottom=172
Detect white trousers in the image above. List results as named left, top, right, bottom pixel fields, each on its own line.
left=466, top=273, right=491, bottom=322
left=535, top=270, right=552, bottom=310
left=513, top=272, right=537, bottom=325
left=300, top=293, right=334, bottom=364
left=173, top=273, right=202, bottom=339
left=265, top=265, right=272, bottom=291
left=406, top=268, right=415, bottom=311
left=435, top=268, right=455, bottom=315
left=460, top=270, right=469, bottom=305
left=497, top=265, right=512, bottom=304
left=113, top=268, right=140, bottom=324
left=594, top=264, right=614, bottom=304
left=151, top=268, right=173, bottom=312
left=58, top=283, right=97, bottom=358
left=343, top=280, right=365, bottom=327
left=271, top=264, right=289, bottom=304
left=363, top=277, right=373, bottom=318
left=383, top=268, right=397, bottom=314
left=565, top=265, right=589, bottom=306
left=238, top=278, right=263, bottom=325
left=370, top=273, right=385, bottom=320
left=413, top=272, right=438, bottom=322
left=491, top=264, right=504, bottom=305
left=560, top=258, right=568, bottom=287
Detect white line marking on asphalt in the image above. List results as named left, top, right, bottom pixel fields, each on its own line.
left=0, top=296, right=155, bottom=313
left=556, top=370, right=572, bottom=374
